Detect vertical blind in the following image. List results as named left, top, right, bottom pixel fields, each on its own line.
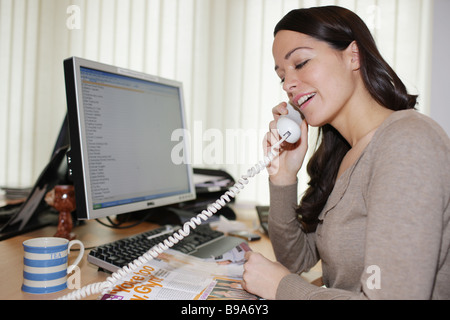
left=0, top=0, right=432, bottom=205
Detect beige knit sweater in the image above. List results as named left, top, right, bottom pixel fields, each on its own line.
left=269, top=110, right=450, bottom=299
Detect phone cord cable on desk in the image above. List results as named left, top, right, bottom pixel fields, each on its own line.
left=58, top=134, right=290, bottom=300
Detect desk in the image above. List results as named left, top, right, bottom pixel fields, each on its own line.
left=0, top=206, right=321, bottom=300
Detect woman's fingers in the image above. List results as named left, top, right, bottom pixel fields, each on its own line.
left=271, top=101, right=288, bottom=118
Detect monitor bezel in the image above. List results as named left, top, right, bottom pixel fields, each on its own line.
left=63, top=56, right=196, bottom=220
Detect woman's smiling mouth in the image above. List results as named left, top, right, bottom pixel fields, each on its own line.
left=295, top=92, right=316, bottom=109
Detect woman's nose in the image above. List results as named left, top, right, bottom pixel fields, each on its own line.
left=282, top=73, right=299, bottom=93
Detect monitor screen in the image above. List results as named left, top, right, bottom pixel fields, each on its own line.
left=63, top=57, right=196, bottom=220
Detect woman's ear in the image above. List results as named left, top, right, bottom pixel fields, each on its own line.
left=347, top=41, right=361, bottom=71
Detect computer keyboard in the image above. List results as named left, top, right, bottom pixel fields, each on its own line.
left=87, top=224, right=225, bottom=273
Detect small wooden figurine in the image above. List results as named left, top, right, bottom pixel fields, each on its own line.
left=45, top=185, right=76, bottom=240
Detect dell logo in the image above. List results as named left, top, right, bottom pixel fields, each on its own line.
left=147, top=202, right=155, bottom=207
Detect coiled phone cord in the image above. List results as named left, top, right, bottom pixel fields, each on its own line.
left=58, top=133, right=290, bottom=300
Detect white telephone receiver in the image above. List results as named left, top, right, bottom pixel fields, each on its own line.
left=277, top=103, right=302, bottom=144
left=59, top=103, right=302, bottom=300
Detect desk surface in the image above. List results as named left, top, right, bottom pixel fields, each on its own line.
left=0, top=206, right=321, bottom=300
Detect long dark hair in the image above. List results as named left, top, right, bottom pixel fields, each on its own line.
left=274, top=6, right=417, bottom=230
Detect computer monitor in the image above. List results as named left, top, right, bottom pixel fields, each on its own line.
left=63, top=57, right=196, bottom=220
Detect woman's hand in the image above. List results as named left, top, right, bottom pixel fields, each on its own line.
left=242, top=252, right=290, bottom=300
left=265, top=102, right=309, bottom=185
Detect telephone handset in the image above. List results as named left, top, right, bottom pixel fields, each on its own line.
left=59, top=103, right=301, bottom=300
left=277, top=103, right=302, bottom=144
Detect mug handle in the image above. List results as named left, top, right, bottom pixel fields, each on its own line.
left=67, top=239, right=85, bottom=274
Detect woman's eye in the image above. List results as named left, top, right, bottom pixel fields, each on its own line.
left=279, top=60, right=310, bottom=84
left=296, top=59, right=310, bottom=70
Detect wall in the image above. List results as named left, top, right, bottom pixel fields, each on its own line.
left=430, top=0, right=450, bottom=136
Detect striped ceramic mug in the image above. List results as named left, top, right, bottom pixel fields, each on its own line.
left=22, top=237, right=84, bottom=294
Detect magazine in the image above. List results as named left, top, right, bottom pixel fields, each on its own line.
left=100, top=242, right=259, bottom=300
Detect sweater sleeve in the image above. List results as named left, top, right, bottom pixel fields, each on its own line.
left=268, top=180, right=320, bottom=274
left=359, top=115, right=450, bottom=299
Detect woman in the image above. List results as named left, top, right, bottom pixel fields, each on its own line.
left=242, top=6, right=450, bottom=300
